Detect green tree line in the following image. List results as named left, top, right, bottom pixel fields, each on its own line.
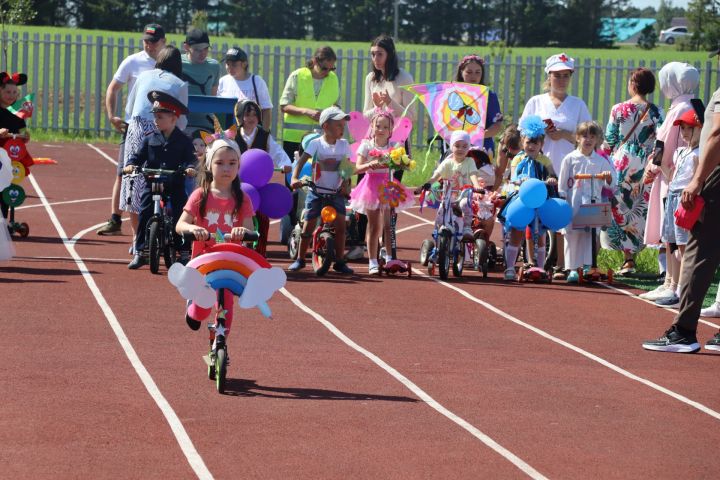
left=7, top=0, right=709, bottom=49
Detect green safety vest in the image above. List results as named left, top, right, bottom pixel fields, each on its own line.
left=282, top=67, right=339, bottom=144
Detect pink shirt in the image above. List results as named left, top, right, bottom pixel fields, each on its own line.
left=184, top=188, right=255, bottom=257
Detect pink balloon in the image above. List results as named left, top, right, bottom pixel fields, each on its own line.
left=240, top=149, right=273, bottom=188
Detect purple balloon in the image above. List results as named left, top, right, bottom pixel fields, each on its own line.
left=240, top=148, right=274, bottom=188
left=241, top=182, right=261, bottom=212
left=258, top=183, right=293, bottom=219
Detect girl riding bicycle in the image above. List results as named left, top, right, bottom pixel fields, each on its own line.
left=175, top=136, right=255, bottom=331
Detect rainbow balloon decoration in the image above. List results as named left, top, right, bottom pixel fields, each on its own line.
left=168, top=241, right=286, bottom=318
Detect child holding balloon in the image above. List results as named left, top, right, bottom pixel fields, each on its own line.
left=500, top=115, right=558, bottom=281
left=176, top=137, right=255, bottom=331
left=350, top=109, right=415, bottom=274
left=558, top=121, right=615, bottom=283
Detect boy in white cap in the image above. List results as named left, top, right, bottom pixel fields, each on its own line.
left=417, top=129, right=483, bottom=241
left=288, top=106, right=354, bottom=274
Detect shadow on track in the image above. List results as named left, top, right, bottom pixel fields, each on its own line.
left=222, top=378, right=419, bottom=402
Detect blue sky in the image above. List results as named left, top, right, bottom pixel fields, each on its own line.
left=630, top=0, right=689, bottom=9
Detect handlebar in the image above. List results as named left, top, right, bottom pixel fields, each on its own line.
left=125, top=166, right=188, bottom=179
left=297, top=179, right=340, bottom=196
left=574, top=174, right=600, bottom=180
left=182, top=230, right=260, bottom=243
left=0, top=132, right=29, bottom=141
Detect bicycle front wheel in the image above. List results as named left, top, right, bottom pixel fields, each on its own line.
left=148, top=219, right=161, bottom=274
left=215, top=347, right=226, bottom=394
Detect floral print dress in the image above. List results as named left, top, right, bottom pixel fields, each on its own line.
left=600, top=101, right=663, bottom=254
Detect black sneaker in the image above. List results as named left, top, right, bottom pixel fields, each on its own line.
left=186, top=313, right=201, bottom=331
left=333, top=261, right=354, bottom=274
left=705, top=331, right=720, bottom=352
left=642, top=325, right=700, bottom=353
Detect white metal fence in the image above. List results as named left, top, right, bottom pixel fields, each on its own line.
left=3, top=31, right=718, bottom=147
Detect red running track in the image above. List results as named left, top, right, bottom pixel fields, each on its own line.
left=1, top=142, right=719, bottom=479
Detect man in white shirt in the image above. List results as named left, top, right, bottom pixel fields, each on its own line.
left=97, top=24, right=165, bottom=236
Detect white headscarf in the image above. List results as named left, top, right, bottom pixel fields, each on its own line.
left=659, top=62, right=699, bottom=101
left=449, top=130, right=471, bottom=147
left=205, top=138, right=241, bottom=169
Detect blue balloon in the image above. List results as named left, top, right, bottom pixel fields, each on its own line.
left=285, top=160, right=313, bottom=185
left=538, top=198, right=573, bottom=231
left=505, top=198, right=535, bottom=229
left=258, top=302, right=272, bottom=318
left=519, top=178, right=548, bottom=209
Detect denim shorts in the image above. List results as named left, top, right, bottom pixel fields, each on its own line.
left=302, top=189, right=346, bottom=221
left=662, top=190, right=689, bottom=245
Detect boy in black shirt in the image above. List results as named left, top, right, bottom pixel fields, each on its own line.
left=123, top=91, right=197, bottom=269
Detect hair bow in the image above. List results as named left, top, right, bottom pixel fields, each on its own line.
left=0, top=72, right=28, bottom=86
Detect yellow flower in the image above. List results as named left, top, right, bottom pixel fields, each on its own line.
left=389, top=146, right=405, bottom=162
left=401, top=154, right=410, bottom=165
left=391, top=155, right=402, bottom=165
left=408, top=160, right=417, bottom=170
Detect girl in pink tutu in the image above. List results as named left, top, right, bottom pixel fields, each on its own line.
left=350, top=109, right=414, bottom=274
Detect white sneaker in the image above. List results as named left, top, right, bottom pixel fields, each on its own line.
left=504, top=268, right=516, bottom=281
left=346, top=245, right=365, bottom=260
left=639, top=285, right=668, bottom=300
left=653, top=288, right=679, bottom=302
left=701, top=302, right=720, bottom=318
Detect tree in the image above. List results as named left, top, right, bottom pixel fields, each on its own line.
left=656, top=0, right=673, bottom=33
left=687, top=0, right=720, bottom=50
left=637, top=23, right=658, bottom=49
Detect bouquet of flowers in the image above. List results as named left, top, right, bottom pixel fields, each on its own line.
left=368, top=146, right=417, bottom=172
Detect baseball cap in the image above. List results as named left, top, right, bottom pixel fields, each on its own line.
left=673, top=108, right=702, bottom=128
left=319, top=106, right=349, bottom=126
left=224, top=47, right=248, bottom=62
left=142, top=24, right=165, bottom=42
left=545, top=52, right=574, bottom=73
left=185, top=29, right=210, bottom=49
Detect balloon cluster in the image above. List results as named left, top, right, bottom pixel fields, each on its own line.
left=505, top=178, right=572, bottom=231
left=239, top=149, right=292, bottom=219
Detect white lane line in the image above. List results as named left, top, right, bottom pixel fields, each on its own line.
left=16, top=255, right=129, bottom=264
left=27, top=174, right=213, bottom=480
left=280, top=287, right=547, bottom=480
left=411, top=267, right=720, bottom=421
left=599, top=282, right=720, bottom=330
left=402, top=210, right=434, bottom=225
left=17, top=197, right=110, bottom=210
left=396, top=222, right=427, bottom=234
left=86, top=143, right=118, bottom=165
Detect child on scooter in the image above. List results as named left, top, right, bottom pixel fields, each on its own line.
left=500, top=115, right=557, bottom=280
left=288, top=106, right=354, bottom=274
left=176, top=137, right=255, bottom=331
left=350, top=108, right=415, bottom=274
left=557, top=121, right=615, bottom=282
left=417, top=130, right=483, bottom=241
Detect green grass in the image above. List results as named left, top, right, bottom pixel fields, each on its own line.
left=597, top=248, right=719, bottom=308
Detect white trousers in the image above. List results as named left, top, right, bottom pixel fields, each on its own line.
left=564, top=228, right=596, bottom=270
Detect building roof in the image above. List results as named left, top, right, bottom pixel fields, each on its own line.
left=601, top=17, right=657, bottom=43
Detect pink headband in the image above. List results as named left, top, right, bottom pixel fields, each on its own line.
left=366, top=107, right=395, bottom=140
left=460, top=55, right=484, bottom=67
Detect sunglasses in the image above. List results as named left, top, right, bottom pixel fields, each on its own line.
left=319, top=65, right=337, bottom=72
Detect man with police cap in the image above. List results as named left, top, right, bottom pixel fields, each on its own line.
left=124, top=91, right=197, bottom=269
